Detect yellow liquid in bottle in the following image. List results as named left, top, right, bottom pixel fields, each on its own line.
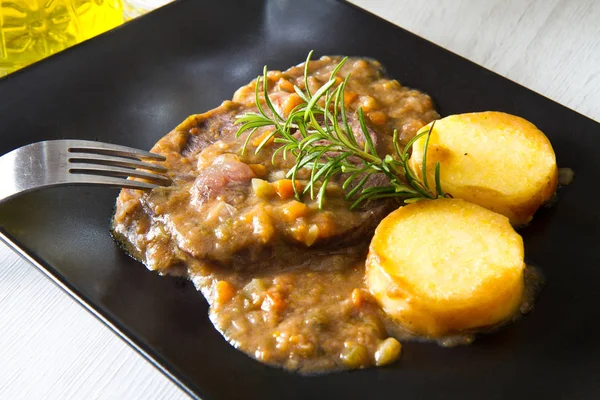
left=0, top=0, right=123, bottom=77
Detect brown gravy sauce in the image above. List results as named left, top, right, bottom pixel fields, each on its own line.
left=112, top=56, right=544, bottom=374
left=189, top=256, right=542, bottom=373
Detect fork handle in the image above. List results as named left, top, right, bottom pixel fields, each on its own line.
left=0, top=148, right=28, bottom=203
left=0, top=143, right=68, bottom=204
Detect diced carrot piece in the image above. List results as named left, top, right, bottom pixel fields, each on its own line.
left=368, top=111, right=387, bottom=126
left=252, top=209, right=275, bottom=244
left=267, top=71, right=282, bottom=82
left=278, top=79, right=295, bottom=93
left=240, top=209, right=254, bottom=223
left=282, top=93, right=304, bottom=116
left=274, top=179, right=294, bottom=199
left=383, top=80, right=402, bottom=90
left=351, top=288, right=375, bottom=309
left=261, top=291, right=286, bottom=313
left=252, top=130, right=275, bottom=147
left=249, top=164, right=267, bottom=177
left=280, top=200, right=309, bottom=221
left=354, top=59, right=369, bottom=69
left=344, top=91, right=358, bottom=106
left=360, top=95, right=378, bottom=112
left=289, top=223, right=307, bottom=242
left=273, top=179, right=302, bottom=199
left=215, top=280, right=236, bottom=306
left=351, top=288, right=363, bottom=308
left=305, top=224, right=319, bottom=246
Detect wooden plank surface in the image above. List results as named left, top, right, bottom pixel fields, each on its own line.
left=1, top=0, right=598, bottom=398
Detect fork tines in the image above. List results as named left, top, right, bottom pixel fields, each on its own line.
left=66, top=140, right=170, bottom=190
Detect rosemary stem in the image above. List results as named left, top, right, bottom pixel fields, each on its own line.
left=234, top=52, right=444, bottom=209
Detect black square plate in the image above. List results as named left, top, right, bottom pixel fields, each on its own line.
left=1, top=0, right=599, bottom=399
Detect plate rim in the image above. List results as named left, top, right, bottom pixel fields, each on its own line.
left=0, top=230, right=204, bottom=400
left=0, top=0, right=599, bottom=398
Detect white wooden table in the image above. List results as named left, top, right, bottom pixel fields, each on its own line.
left=1, top=1, right=598, bottom=398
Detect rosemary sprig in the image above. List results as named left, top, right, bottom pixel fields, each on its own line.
left=235, top=52, right=446, bottom=209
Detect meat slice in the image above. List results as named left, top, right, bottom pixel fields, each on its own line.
left=190, top=154, right=257, bottom=206
left=112, top=56, right=438, bottom=274
left=112, top=102, right=394, bottom=272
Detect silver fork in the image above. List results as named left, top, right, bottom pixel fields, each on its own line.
left=0, top=140, right=169, bottom=203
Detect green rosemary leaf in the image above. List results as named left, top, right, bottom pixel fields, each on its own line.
left=392, top=130, right=403, bottom=161
left=295, top=118, right=310, bottom=139
left=338, top=75, right=359, bottom=148
left=235, top=113, right=269, bottom=124
left=323, top=81, right=343, bottom=136
left=312, top=152, right=352, bottom=184
left=329, top=56, right=348, bottom=81
left=282, top=142, right=297, bottom=161
left=404, top=197, right=426, bottom=204
left=235, top=120, right=275, bottom=147
left=271, top=144, right=286, bottom=164
left=404, top=172, right=433, bottom=199
left=357, top=107, right=377, bottom=155
left=262, top=66, right=284, bottom=124
left=359, top=185, right=398, bottom=196
left=345, top=173, right=372, bottom=200
left=255, top=129, right=279, bottom=154
left=435, top=161, right=445, bottom=196
left=299, top=133, right=326, bottom=151
left=234, top=52, right=445, bottom=209
left=304, top=50, right=314, bottom=98
left=317, top=165, right=342, bottom=209
left=421, top=122, right=433, bottom=190
left=331, top=80, right=356, bottom=152
left=293, top=85, right=310, bottom=103
left=307, top=145, right=338, bottom=198
left=308, top=110, right=329, bottom=137
left=391, top=183, right=420, bottom=195
left=286, top=151, right=320, bottom=179
left=241, top=127, right=258, bottom=156
left=304, top=79, right=337, bottom=121
left=401, top=128, right=429, bottom=162
left=253, top=75, right=268, bottom=119
left=349, top=187, right=395, bottom=210
left=342, top=164, right=374, bottom=190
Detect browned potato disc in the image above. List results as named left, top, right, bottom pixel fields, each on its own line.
left=409, top=111, right=558, bottom=226
left=366, top=198, right=525, bottom=338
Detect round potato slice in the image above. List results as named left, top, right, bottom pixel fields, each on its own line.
left=409, top=111, right=558, bottom=226
left=366, top=198, right=525, bottom=338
